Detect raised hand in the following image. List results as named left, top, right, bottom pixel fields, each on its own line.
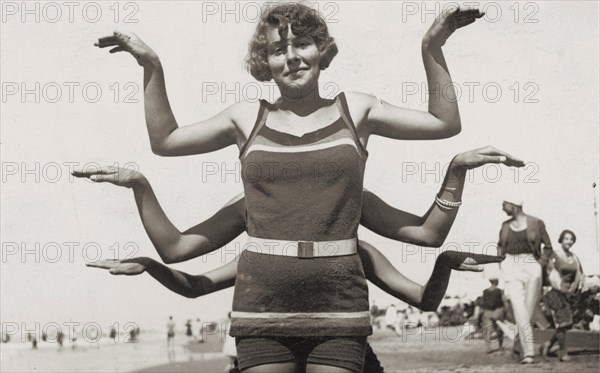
left=438, top=250, right=505, bottom=272
left=86, top=258, right=151, bottom=275
left=72, top=165, right=146, bottom=188
left=424, top=7, right=485, bottom=47
left=451, top=146, right=525, bottom=170
left=94, top=31, right=158, bottom=66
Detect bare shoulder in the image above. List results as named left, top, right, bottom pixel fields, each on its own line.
left=228, top=100, right=263, bottom=138
left=228, top=101, right=262, bottom=126
left=342, top=91, right=379, bottom=129
left=502, top=218, right=513, bottom=226
left=344, top=91, right=379, bottom=112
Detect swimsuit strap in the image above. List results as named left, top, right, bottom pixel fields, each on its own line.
left=239, top=99, right=270, bottom=159
left=336, top=92, right=368, bottom=158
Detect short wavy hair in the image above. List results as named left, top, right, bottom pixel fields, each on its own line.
left=558, top=229, right=577, bottom=244
left=245, top=3, right=338, bottom=82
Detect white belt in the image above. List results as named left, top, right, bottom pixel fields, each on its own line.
left=245, top=236, right=357, bottom=258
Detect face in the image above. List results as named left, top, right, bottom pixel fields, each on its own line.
left=561, top=233, right=575, bottom=250
left=502, top=201, right=514, bottom=215
left=265, top=26, right=321, bottom=95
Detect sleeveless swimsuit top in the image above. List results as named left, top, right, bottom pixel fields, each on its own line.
left=554, top=254, right=579, bottom=289
left=230, top=92, right=372, bottom=338
left=239, top=92, right=368, bottom=241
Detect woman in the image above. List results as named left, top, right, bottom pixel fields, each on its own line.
left=496, top=198, right=553, bottom=364
left=541, top=230, right=583, bottom=362
left=75, top=145, right=519, bottom=371
left=93, top=4, right=490, bottom=372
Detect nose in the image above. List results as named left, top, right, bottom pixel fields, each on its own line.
left=286, top=45, right=300, bottom=64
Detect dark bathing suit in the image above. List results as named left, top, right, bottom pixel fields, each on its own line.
left=231, top=93, right=371, bottom=372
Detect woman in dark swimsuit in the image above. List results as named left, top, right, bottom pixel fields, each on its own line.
left=541, top=229, right=583, bottom=362
left=75, top=144, right=519, bottom=372
left=92, top=3, right=505, bottom=371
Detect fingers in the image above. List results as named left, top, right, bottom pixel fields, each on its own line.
left=441, top=251, right=505, bottom=268
left=457, top=264, right=484, bottom=272
left=478, top=154, right=509, bottom=165
left=444, top=7, right=484, bottom=31
left=468, top=253, right=506, bottom=264
left=86, top=259, right=119, bottom=269
left=88, top=174, right=117, bottom=183
left=71, top=166, right=114, bottom=178
left=109, top=267, right=128, bottom=275
left=94, top=31, right=131, bottom=48
left=110, top=46, right=127, bottom=54
left=95, top=40, right=120, bottom=48
left=479, top=146, right=526, bottom=167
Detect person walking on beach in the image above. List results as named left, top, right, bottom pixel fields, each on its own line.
left=195, top=318, right=205, bottom=343
left=481, top=278, right=506, bottom=353
left=497, top=197, right=553, bottom=364
left=167, top=316, right=175, bottom=341
left=541, top=229, right=583, bottom=362
left=56, top=331, right=64, bottom=348
left=166, top=316, right=176, bottom=360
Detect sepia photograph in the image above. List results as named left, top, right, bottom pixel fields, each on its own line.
left=1, top=1, right=599, bottom=372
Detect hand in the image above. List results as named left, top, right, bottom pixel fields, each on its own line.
left=450, top=146, right=525, bottom=170
left=438, top=250, right=505, bottom=272
left=94, top=31, right=159, bottom=66
left=423, top=7, right=485, bottom=47
left=86, top=258, right=150, bottom=275
left=72, top=165, right=145, bottom=188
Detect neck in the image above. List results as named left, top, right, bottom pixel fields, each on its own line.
left=277, top=83, right=323, bottom=112
left=513, top=210, right=526, bottom=220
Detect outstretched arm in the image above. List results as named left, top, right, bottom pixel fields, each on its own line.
left=362, top=8, right=484, bottom=140
left=361, top=146, right=524, bottom=247
left=87, top=256, right=237, bottom=298
left=73, top=166, right=246, bottom=263
left=358, top=240, right=504, bottom=311
left=94, top=32, right=240, bottom=156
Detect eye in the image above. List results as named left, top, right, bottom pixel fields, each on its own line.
left=270, top=47, right=285, bottom=55
left=295, top=41, right=310, bottom=48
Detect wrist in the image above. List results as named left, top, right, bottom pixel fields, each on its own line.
left=448, top=156, right=463, bottom=172
left=422, top=37, right=443, bottom=50
left=145, top=54, right=162, bottom=69
left=131, top=175, right=149, bottom=190
left=137, top=256, right=155, bottom=270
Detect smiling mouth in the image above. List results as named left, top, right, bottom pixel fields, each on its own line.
left=285, top=68, right=308, bottom=76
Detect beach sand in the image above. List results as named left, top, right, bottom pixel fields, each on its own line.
left=369, top=327, right=599, bottom=372
left=135, top=327, right=599, bottom=373
left=2, top=327, right=598, bottom=372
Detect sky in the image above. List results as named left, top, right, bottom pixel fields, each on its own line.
left=1, top=0, right=599, bottom=335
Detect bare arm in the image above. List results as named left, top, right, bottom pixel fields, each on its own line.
left=132, top=178, right=246, bottom=263
left=360, top=166, right=464, bottom=247
left=570, top=254, right=583, bottom=293
left=361, top=146, right=524, bottom=247
left=87, top=256, right=238, bottom=298
left=72, top=166, right=246, bottom=264
left=95, top=32, right=241, bottom=156
left=358, top=241, right=503, bottom=311
left=538, top=221, right=553, bottom=267
left=497, top=229, right=504, bottom=256
left=363, top=8, right=484, bottom=140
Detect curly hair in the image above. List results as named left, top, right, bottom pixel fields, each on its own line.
left=245, top=2, right=338, bottom=82
left=558, top=229, right=577, bottom=244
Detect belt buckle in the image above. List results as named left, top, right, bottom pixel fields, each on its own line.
left=298, top=241, right=315, bottom=258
